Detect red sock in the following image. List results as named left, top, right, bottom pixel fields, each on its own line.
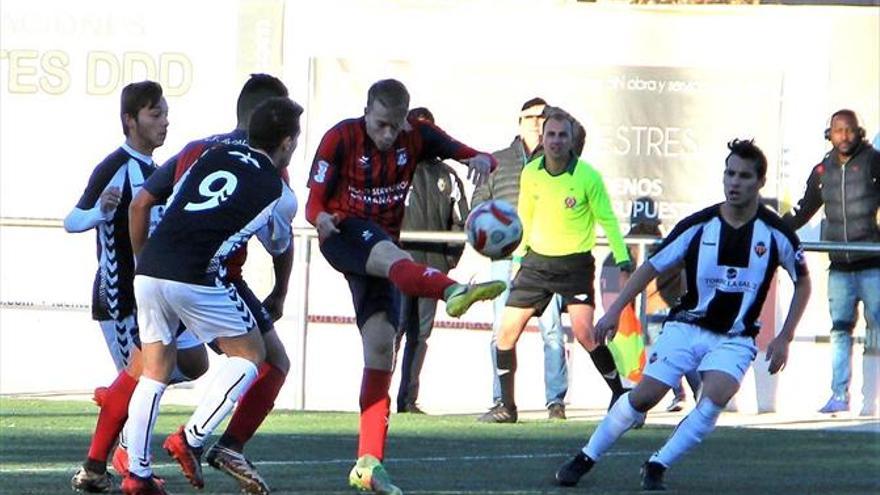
left=388, top=259, right=455, bottom=300
left=87, top=371, right=138, bottom=463
left=223, top=362, right=286, bottom=449
left=358, top=368, right=392, bottom=460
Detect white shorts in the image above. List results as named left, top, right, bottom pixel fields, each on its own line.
left=134, top=275, right=257, bottom=346
left=643, top=321, right=757, bottom=387
left=98, top=315, right=202, bottom=350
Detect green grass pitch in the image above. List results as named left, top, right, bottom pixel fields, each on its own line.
left=1, top=398, right=877, bottom=494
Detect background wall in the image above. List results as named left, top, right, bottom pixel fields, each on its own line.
left=1, top=0, right=878, bottom=411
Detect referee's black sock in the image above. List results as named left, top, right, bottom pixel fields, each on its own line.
left=496, top=348, right=517, bottom=410
left=589, top=345, right=625, bottom=395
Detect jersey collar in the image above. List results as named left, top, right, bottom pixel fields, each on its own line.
left=121, top=142, right=153, bottom=165
left=537, top=153, right=578, bottom=175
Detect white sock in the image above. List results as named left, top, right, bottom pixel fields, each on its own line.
left=184, top=356, right=258, bottom=448
left=583, top=392, right=646, bottom=461
left=125, top=377, right=166, bottom=478
left=651, top=397, right=722, bottom=467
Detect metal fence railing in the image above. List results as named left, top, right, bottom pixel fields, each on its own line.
left=2, top=216, right=879, bottom=408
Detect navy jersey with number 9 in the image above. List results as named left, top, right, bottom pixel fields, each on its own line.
left=137, top=143, right=296, bottom=286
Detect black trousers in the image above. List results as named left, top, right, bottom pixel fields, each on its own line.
left=395, top=293, right=439, bottom=411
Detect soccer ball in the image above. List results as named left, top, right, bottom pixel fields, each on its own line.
left=465, top=199, right=523, bottom=259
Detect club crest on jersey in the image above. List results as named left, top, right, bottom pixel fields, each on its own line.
left=564, top=196, right=576, bottom=208
left=437, top=177, right=447, bottom=192
left=754, top=241, right=767, bottom=257
left=396, top=148, right=408, bottom=166
left=313, top=160, right=329, bottom=183
left=649, top=352, right=658, bottom=364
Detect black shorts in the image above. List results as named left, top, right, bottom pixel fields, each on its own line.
left=506, top=251, right=596, bottom=315
left=320, top=217, right=399, bottom=329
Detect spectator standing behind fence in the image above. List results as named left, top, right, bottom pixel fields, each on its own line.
left=472, top=97, right=571, bottom=421
left=394, top=107, right=470, bottom=414
left=64, top=81, right=169, bottom=373
left=783, top=109, right=880, bottom=417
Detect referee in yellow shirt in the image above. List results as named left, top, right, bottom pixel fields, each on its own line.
left=481, top=108, right=632, bottom=423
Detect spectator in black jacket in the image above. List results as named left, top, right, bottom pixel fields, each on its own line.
left=395, top=107, right=470, bottom=413
left=783, top=109, right=880, bottom=417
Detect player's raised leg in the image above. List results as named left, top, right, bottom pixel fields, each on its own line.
left=368, top=239, right=506, bottom=317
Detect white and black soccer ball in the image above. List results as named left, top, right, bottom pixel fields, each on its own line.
left=465, top=199, right=523, bottom=259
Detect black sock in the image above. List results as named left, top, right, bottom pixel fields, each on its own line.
left=84, top=458, right=106, bottom=475
left=589, top=345, right=624, bottom=395
left=496, top=348, right=517, bottom=409
left=217, top=433, right=244, bottom=453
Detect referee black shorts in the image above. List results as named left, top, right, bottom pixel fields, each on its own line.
left=506, top=251, right=596, bottom=315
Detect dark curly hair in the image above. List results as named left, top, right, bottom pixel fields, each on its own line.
left=726, top=138, right=767, bottom=179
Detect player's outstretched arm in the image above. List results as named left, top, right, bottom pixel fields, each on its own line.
left=594, top=261, right=660, bottom=344
left=464, top=153, right=494, bottom=187
left=766, top=273, right=811, bottom=374
left=129, top=188, right=159, bottom=257
left=63, top=187, right=121, bottom=233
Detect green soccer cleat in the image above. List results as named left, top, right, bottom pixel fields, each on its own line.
left=444, top=281, right=507, bottom=318
left=348, top=454, right=403, bottom=495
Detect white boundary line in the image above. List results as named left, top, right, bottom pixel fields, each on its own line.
left=0, top=451, right=642, bottom=474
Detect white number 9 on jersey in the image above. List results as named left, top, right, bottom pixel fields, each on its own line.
left=184, top=171, right=238, bottom=212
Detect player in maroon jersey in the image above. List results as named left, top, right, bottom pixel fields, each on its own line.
left=306, top=79, right=505, bottom=494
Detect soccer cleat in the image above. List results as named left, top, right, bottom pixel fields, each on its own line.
left=348, top=454, right=402, bottom=495
left=92, top=386, right=109, bottom=408
left=163, top=426, right=204, bottom=489
left=555, top=451, right=594, bottom=487
left=665, top=395, right=685, bottom=413
left=547, top=403, right=566, bottom=420
left=71, top=466, right=113, bottom=493
left=640, top=461, right=667, bottom=491
left=206, top=443, right=270, bottom=495
left=111, top=446, right=166, bottom=488
left=398, top=403, right=426, bottom=415
left=444, top=281, right=506, bottom=318
left=120, top=473, right=169, bottom=495
left=111, top=444, right=129, bottom=477
left=860, top=403, right=878, bottom=417
left=818, top=397, right=849, bottom=414
left=477, top=403, right=518, bottom=423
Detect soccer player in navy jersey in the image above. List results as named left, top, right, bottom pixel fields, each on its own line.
left=555, top=139, right=812, bottom=491
left=70, top=75, right=292, bottom=495
left=130, top=74, right=292, bottom=495
left=119, top=97, right=302, bottom=495
left=306, top=79, right=505, bottom=494
left=64, top=81, right=170, bottom=373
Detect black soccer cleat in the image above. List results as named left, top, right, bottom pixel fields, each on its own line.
left=640, top=461, right=667, bottom=491
left=555, top=451, right=594, bottom=487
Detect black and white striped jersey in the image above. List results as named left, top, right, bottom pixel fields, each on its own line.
left=648, top=203, right=808, bottom=337
left=136, top=143, right=296, bottom=286
left=65, top=144, right=158, bottom=321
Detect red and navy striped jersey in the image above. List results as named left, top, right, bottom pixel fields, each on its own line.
left=306, top=117, right=490, bottom=239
